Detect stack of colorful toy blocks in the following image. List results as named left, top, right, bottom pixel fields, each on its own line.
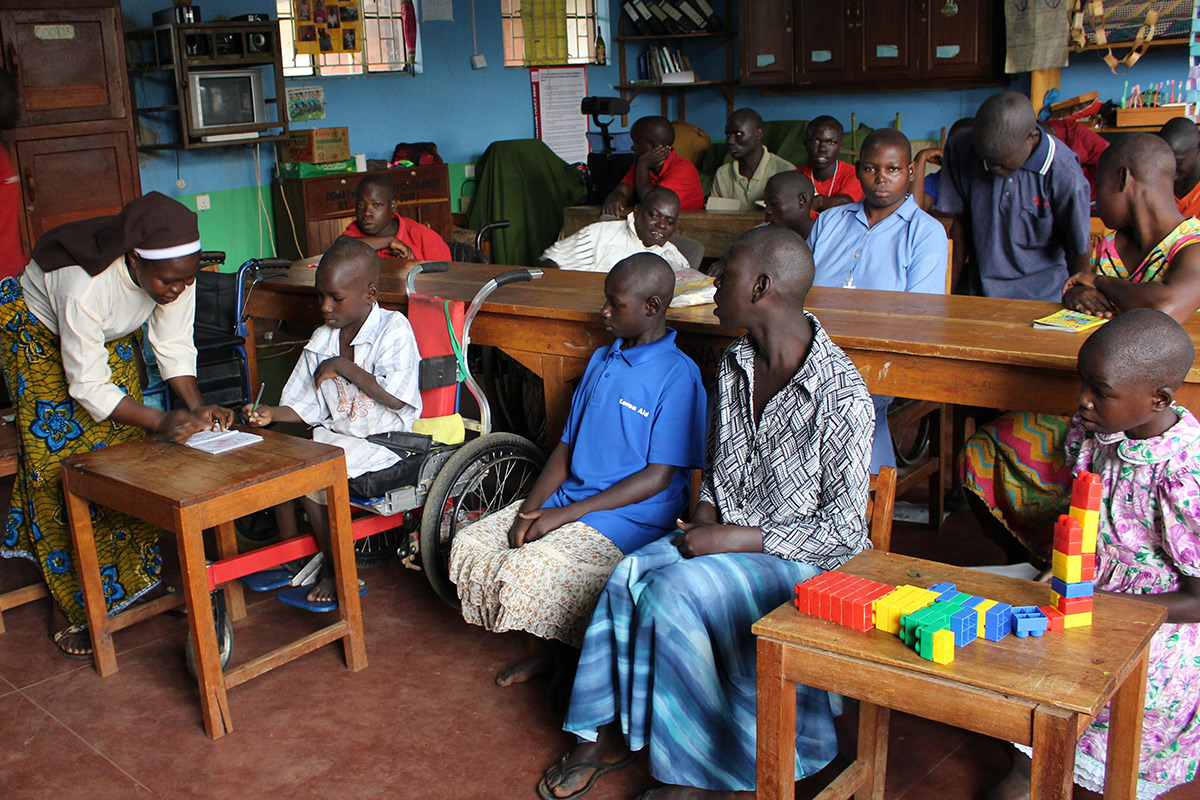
left=793, top=571, right=894, bottom=632
left=1051, top=471, right=1100, bottom=628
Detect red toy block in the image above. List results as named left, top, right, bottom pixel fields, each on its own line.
left=1070, top=471, right=1103, bottom=511
left=1056, top=595, right=1094, bottom=615
left=1039, top=605, right=1065, bottom=632
left=1080, top=558, right=1096, bottom=582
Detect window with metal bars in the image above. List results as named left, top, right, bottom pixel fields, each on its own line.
left=501, top=0, right=598, bottom=67
left=275, top=0, right=420, bottom=77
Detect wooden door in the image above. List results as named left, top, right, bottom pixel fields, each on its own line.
left=15, top=130, right=137, bottom=248
left=794, top=0, right=854, bottom=83
left=739, top=0, right=794, bottom=86
left=918, top=0, right=995, bottom=79
left=858, top=0, right=915, bottom=79
left=0, top=6, right=129, bottom=127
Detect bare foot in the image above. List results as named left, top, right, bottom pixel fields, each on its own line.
left=984, top=746, right=1031, bottom=800
left=306, top=576, right=338, bottom=604
left=539, top=723, right=632, bottom=799
left=496, top=647, right=552, bottom=687
left=48, top=604, right=92, bottom=658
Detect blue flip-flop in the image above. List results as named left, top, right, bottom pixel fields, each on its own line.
left=239, top=568, right=295, bottom=592
left=276, top=583, right=367, bottom=613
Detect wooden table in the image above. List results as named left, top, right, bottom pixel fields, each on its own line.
left=561, top=205, right=764, bottom=259
left=242, top=260, right=1200, bottom=439
left=62, top=428, right=366, bottom=739
left=754, top=550, right=1166, bottom=800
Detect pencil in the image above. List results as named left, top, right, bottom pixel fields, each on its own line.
left=250, top=382, right=265, bottom=416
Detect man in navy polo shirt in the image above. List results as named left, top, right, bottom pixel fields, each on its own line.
left=448, top=253, right=706, bottom=706
left=937, top=91, right=1092, bottom=301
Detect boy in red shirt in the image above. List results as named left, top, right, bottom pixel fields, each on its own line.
left=797, top=115, right=863, bottom=221
left=602, top=116, right=703, bottom=215
left=340, top=174, right=451, bottom=261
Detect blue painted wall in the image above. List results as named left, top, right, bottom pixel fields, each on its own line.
left=125, top=0, right=1191, bottom=198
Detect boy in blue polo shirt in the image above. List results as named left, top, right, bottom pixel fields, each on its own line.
left=937, top=91, right=1091, bottom=301
left=448, top=253, right=706, bottom=706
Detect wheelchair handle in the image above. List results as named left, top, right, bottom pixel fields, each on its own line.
left=492, top=268, right=542, bottom=287
left=474, top=220, right=510, bottom=251
left=419, top=261, right=451, bottom=274
left=199, top=250, right=227, bottom=266
left=254, top=258, right=294, bottom=270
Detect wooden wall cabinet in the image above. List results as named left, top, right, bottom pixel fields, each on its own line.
left=272, top=164, right=452, bottom=261
left=742, top=0, right=1001, bottom=90
left=0, top=0, right=140, bottom=257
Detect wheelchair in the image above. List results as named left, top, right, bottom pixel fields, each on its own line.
left=185, top=261, right=546, bottom=675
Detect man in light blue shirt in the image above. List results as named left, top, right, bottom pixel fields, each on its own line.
left=809, top=127, right=949, bottom=469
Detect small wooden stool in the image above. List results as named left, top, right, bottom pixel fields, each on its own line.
left=62, top=428, right=366, bottom=739
left=754, top=550, right=1165, bottom=800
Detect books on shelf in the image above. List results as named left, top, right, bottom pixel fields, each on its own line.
left=637, top=45, right=697, bottom=84
left=1032, top=309, right=1108, bottom=332
left=623, top=0, right=724, bottom=35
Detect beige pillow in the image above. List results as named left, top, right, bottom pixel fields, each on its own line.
left=672, top=120, right=711, bottom=166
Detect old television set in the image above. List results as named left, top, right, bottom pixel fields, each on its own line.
left=187, top=69, right=268, bottom=141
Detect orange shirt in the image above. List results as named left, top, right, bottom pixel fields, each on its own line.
left=619, top=150, right=704, bottom=210
left=343, top=212, right=451, bottom=261
left=798, top=161, right=865, bottom=220
left=1178, top=179, right=1200, bottom=220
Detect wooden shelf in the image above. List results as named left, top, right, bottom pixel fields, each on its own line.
left=615, top=31, right=733, bottom=41
left=615, top=0, right=735, bottom=123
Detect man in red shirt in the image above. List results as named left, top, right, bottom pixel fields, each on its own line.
left=602, top=116, right=703, bottom=216
left=797, top=115, right=864, bottom=221
left=341, top=173, right=451, bottom=261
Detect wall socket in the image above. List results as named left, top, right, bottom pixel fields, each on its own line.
left=196, top=194, right=211, bottom=211
left=463, top=164, right=475, bottom=178
left=470, top=53, right=487, bottom=70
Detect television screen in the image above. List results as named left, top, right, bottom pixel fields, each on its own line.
left=197, top=75, right=256, bottom=127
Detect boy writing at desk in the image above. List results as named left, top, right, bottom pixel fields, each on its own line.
left=244, top=238, right=422, bottom=605
left=340, top=173, right=451, bottom=262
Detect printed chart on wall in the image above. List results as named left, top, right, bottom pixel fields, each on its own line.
left=531, top=67, right=588, bottom=164
left=292, top=0, right=362, bottom=54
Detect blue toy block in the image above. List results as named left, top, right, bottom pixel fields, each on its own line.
left=963, top=596, right=987, bottom=609
left=949, top=606, right=978, bottom=646
left=929, top=582, right=957, bottom=599
left=1011, top=605, right=1049, bottom=638
left=983, top=602, right=1013, bottom=641
left=935, top=590, right=970, bottom=606
left=1049, top=576, right=1094, bottom=598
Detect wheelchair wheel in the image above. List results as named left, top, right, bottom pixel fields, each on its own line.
left=184, top=590, right=233, bottom=680
left=892, top=413, right=931, bottom=468
left=419, top=433, right=545, bottom=607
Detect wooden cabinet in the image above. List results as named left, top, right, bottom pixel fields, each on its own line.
left=0, top=0, right=140, bottom=257
left=742, top=0, right=1001, bottom=89
left=272, top=165, right=452, bottom=261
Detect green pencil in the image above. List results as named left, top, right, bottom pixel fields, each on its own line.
left=249, top=382, right=265, bottom=417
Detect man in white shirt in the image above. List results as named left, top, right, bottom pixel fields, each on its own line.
left=541, top=187, right=690, bottom=274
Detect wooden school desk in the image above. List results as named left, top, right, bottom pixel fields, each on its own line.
left=754, top=550, right=1165, bottom=800
left=561, top=205, right=764, bottom=259
left=62, top=428, right=366, bottom=739
left=240, top=260, right=1200, bottom=439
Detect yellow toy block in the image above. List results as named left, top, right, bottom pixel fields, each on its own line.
left=974, top=599, right=997, bottom=637
left=1063, top=612, right=1093, bottom=629
left=1068, top=506, right=1100, bottom=538
left=1052, top=551, right=1095, bottom=583
left=875, top=586, right=916, bottom=633
left=930, top=628, right=955, bottom=664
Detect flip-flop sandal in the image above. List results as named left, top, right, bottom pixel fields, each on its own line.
left=51, top=627, right=93, bottom=660
left=535, top=751, right=637, bottom=800
left=240, top=568, right=296, bottom=592
left=276, top=582, right=367, bottom=613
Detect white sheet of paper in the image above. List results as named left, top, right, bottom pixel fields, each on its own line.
left=423, top=0, right=453, bottom=22
left=184, top=429, right=263, bottom=454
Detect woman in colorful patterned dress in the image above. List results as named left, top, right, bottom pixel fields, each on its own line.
left=988, top=309, right=1200, bottom=800
left=0, top=193, right=233, bottom=658
left=964, top=134, right=1200, bottom=563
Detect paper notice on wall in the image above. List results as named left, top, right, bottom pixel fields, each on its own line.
left=1005, top=0, right=1069, bottom=72
left=423, top=0, right=453, bottom=21
left=530, top=67, right=589, bottom=164
left=293, top=0, right=363, bottom=55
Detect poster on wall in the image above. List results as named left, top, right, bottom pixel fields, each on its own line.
left=286, top=86, right=326, bottom=121
left=292, top=0, right=362, bottom=55
left=530, top=67, right=588, bottom=164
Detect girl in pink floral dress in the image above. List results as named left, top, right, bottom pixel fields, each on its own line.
left=991, top=308, right=1200, bottom=800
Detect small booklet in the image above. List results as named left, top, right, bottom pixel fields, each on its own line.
left=1032, top=309, right=1108, bottom=332
left=184, top=429, right=263, bottom=454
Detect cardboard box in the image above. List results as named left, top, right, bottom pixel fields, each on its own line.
left=1115, top=106, right=1188, bottom=128
left=285, top=127, right=350, bottom=163
left=275, top=158, right=357, bottom=179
